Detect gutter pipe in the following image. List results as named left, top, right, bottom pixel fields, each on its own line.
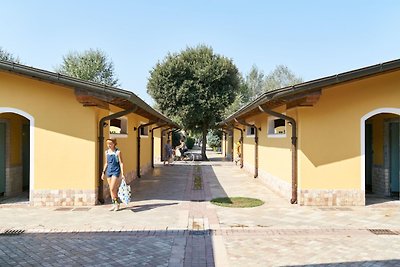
left=98, top=107, right=137, bottom=204
left=150, top=123, right=168, bottom=168
left=137, top=121, right=158, bottom=178
left=234, top=119, right=258, bottom=178
left=258, top=106, right=298, bottom=204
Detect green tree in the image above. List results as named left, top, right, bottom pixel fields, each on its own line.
left=223, top=76, right=250, bottom=117
left=56, top=49, right=119, bottom=86
left=147, top=45, right=241, bottom=159
left=0, top=47, right=20, bottom=63
left=224, top=65, right=303, bottom=116
left=246, top=65, right=265, bottom=100
left=264, top=65, right=303, bottom=92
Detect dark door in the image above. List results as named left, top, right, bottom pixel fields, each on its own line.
left=22, top=124, right=30, bottom=191
left=365, top=124, right=373, bottom=193
left=389, top=122, right=399, bottom=198
left=0, top=123, right=5, bottom=195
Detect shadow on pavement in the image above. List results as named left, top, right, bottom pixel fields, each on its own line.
left=129, top=202, right=179, bottom=212
left=131, top=147, right=229, bottom=203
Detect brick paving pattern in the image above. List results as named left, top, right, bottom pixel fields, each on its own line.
left=0, top=233, right=179, bottom=267
left=1, top=150, right=400, bottom=266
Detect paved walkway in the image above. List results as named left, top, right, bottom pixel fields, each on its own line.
left=0, top=150, right=400, bottom=266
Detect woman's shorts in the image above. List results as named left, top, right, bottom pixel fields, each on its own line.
left=106, top=172, right=121, bottom=178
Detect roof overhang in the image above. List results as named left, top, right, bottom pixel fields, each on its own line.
left=220, top=58, right=400, bottom=126
left=0, top=60, right=180, bottom=128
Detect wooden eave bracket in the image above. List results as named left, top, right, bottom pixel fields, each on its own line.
left=285, top=91, right=321, bottom=109
left=74, top=88, right=110, bottom=110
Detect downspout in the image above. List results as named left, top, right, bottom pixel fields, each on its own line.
left=137, top=121, right=158, bottom=178
left=235, top=118, right=259, bottom=178
left=258, top=106, right=298, bottom=204
left=150, top=123, right=167, bottom=169
left=98, top=107, right=137, bottom=204
left=232, top=126, right=244, bottom=168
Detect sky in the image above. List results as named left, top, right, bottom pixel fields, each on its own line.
left=1, top=1, right=399, bottom=105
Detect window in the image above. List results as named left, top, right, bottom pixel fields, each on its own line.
left=268, top=117, right=286, bottom=137
left=246, top=126, right=255, bottom=136
left=109, top=117, right=128, bottom=137
left=140, top=126, right=149, bottom=136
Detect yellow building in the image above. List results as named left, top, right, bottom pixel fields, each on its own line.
left=0, top=60, right=177, bottom=206
left=221, top=59, right=400, bottom=206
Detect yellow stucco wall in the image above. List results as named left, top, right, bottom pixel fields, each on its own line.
left=106, top=107, right=152, bottom=176
left=0, top=71, right=97, bottom=190
left=233, top=128, right=242, bottom=161
left=153, top=128, right=162, bottom=162
left=242, top=109, right=293, bottom=184
left=299, top=70, right=400, bottom=190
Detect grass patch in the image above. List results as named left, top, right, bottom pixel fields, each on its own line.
left=210, top=197, right=264, bottom=208
left=193, top=175, right=202, bottom=190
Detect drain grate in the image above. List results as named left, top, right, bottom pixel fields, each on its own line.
left=368, top=229, right=399, bottom=235
left=54, top=207, right=73, bottom=211
left=0, top=229, right=25, bottom=236
left=189, top=230, right=210, bottom=236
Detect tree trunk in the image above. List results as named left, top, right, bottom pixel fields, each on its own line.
left=202, top=127, right=208, bottom=160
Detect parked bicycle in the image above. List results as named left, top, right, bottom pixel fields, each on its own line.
left=174, top=148, right=195, bottom=162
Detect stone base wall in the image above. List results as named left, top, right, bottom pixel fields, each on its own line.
left=372, top=165, right=389, bottom=196
left=32, top=189, right=97, bottom=206
left=299, top=189, right=365, bottom=206
left=243, top=162, right=292, bottom=200
left=5, top=165, right=22, bottom=197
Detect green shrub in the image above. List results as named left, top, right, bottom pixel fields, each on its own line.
left=186, top=137, right=195, bottom=149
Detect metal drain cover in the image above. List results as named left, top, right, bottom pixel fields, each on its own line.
left=368, top=229, right=399, bottom=235
left=189, top=230, right=210, bottom=236
left=54, top=207, right=73, bottom=211
left=1, top=229, right=25, bottom=236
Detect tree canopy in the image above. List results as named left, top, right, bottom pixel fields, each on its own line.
left=147, top=45, right=241, bottom=159
left=0, top=47, right=20, bottom=63
left=56, top=49, right=119, bottom=86
left=224, top=64, right=303, bottom=117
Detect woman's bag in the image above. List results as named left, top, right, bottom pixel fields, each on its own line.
left=118, top=179, right=131, bottom=205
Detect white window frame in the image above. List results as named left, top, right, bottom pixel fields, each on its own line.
left=246, top=125, right=256, bottom=137
left=267, top=116, right=286, bottom=138
left=110, top=116, right=128, bottom=139
left=140, top=125, right=149, bottom=137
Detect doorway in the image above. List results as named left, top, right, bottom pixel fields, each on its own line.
left=389, top=122, right=399, bottom=198
left=0, top=122, right=5, bottom=196
left=0, top=111, right=32, bottom=205
left=363, top=111, right=400, bottom=205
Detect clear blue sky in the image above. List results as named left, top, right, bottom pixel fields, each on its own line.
left=1, top=1, right=399, bottom=105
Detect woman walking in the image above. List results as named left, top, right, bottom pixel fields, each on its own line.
left=101, top=138, right=125, bottom=211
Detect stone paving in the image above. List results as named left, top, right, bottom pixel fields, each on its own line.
left=1, top=150, right=400, bottom=266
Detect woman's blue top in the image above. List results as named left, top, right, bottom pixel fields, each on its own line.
left=106, top=148, right=121, bottom=177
